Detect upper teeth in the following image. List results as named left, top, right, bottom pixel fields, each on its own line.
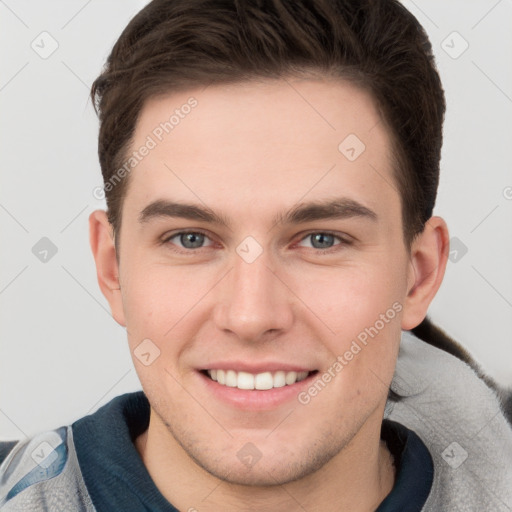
left=207, top=369, right=309, bottom=390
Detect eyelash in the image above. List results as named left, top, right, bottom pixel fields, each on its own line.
left=161, top=229, right=352, bottom=255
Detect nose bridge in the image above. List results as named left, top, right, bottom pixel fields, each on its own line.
left=213, top=241, right=293, bottom=340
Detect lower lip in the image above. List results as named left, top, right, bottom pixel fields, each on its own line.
left=197, top=370, right=318, bottom=410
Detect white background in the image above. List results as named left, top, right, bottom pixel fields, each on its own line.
left=1, top=0, right=511, bottom=439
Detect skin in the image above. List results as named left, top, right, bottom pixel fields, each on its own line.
left=89, top=77, right=449, bottom=512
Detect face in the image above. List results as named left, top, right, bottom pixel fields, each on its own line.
left=103, top=78, right=417, bottom=485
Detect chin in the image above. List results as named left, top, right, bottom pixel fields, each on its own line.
left=175, top=430, right=345, bottom=488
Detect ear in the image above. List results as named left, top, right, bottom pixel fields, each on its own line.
left=401, top=216, right=450, bottom=331
left=89, top=210, right=126, bottom=327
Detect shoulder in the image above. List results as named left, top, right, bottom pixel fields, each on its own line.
left=386, top=331, right=512, bottom=511
left=0, top=426, right=95, bottom=511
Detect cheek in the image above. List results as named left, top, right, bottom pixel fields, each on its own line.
left=122, top=263, right=201, bottom=332
left=121, top=264, right=219, bottom=377
left=290, top=259, right=405, bottom=392
left=292, top=259, right=406, bottom=335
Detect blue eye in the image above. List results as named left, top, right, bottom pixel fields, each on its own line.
left=301, top=233, right=339, bottom=250
left=164, top=231, right=213, bottom=250
left=296, top=232, right=350, bottom=253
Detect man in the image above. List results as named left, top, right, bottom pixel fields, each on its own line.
left=1, top=0, right=511, bottom=510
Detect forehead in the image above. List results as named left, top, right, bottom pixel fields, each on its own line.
left=137, top=77, right=388, bottom=154
left=123, top=77, right=398, bottom=224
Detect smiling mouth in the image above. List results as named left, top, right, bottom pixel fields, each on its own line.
left=201, top=369, right=318, bottom=390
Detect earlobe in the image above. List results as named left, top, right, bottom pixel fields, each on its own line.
left=88, top=210, right=126, bottom=326
left=401, top=216, right=450, bottom=331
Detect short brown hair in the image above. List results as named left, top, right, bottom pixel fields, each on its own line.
left=91, top=0, right=445, bottom=250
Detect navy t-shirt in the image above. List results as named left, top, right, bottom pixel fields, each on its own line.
left=72, top=391, right=433, bottom=511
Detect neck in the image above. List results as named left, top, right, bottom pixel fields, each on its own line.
left=135, top=410, right=396, bottom=512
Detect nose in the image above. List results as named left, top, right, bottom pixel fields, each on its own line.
left=212, top=245, right=294, bottom=343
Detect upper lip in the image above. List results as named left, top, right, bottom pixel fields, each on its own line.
left=199, top=361, right=316, bottom=373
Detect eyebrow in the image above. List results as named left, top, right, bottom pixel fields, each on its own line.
left=138, top=197, right=378, bottom=228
